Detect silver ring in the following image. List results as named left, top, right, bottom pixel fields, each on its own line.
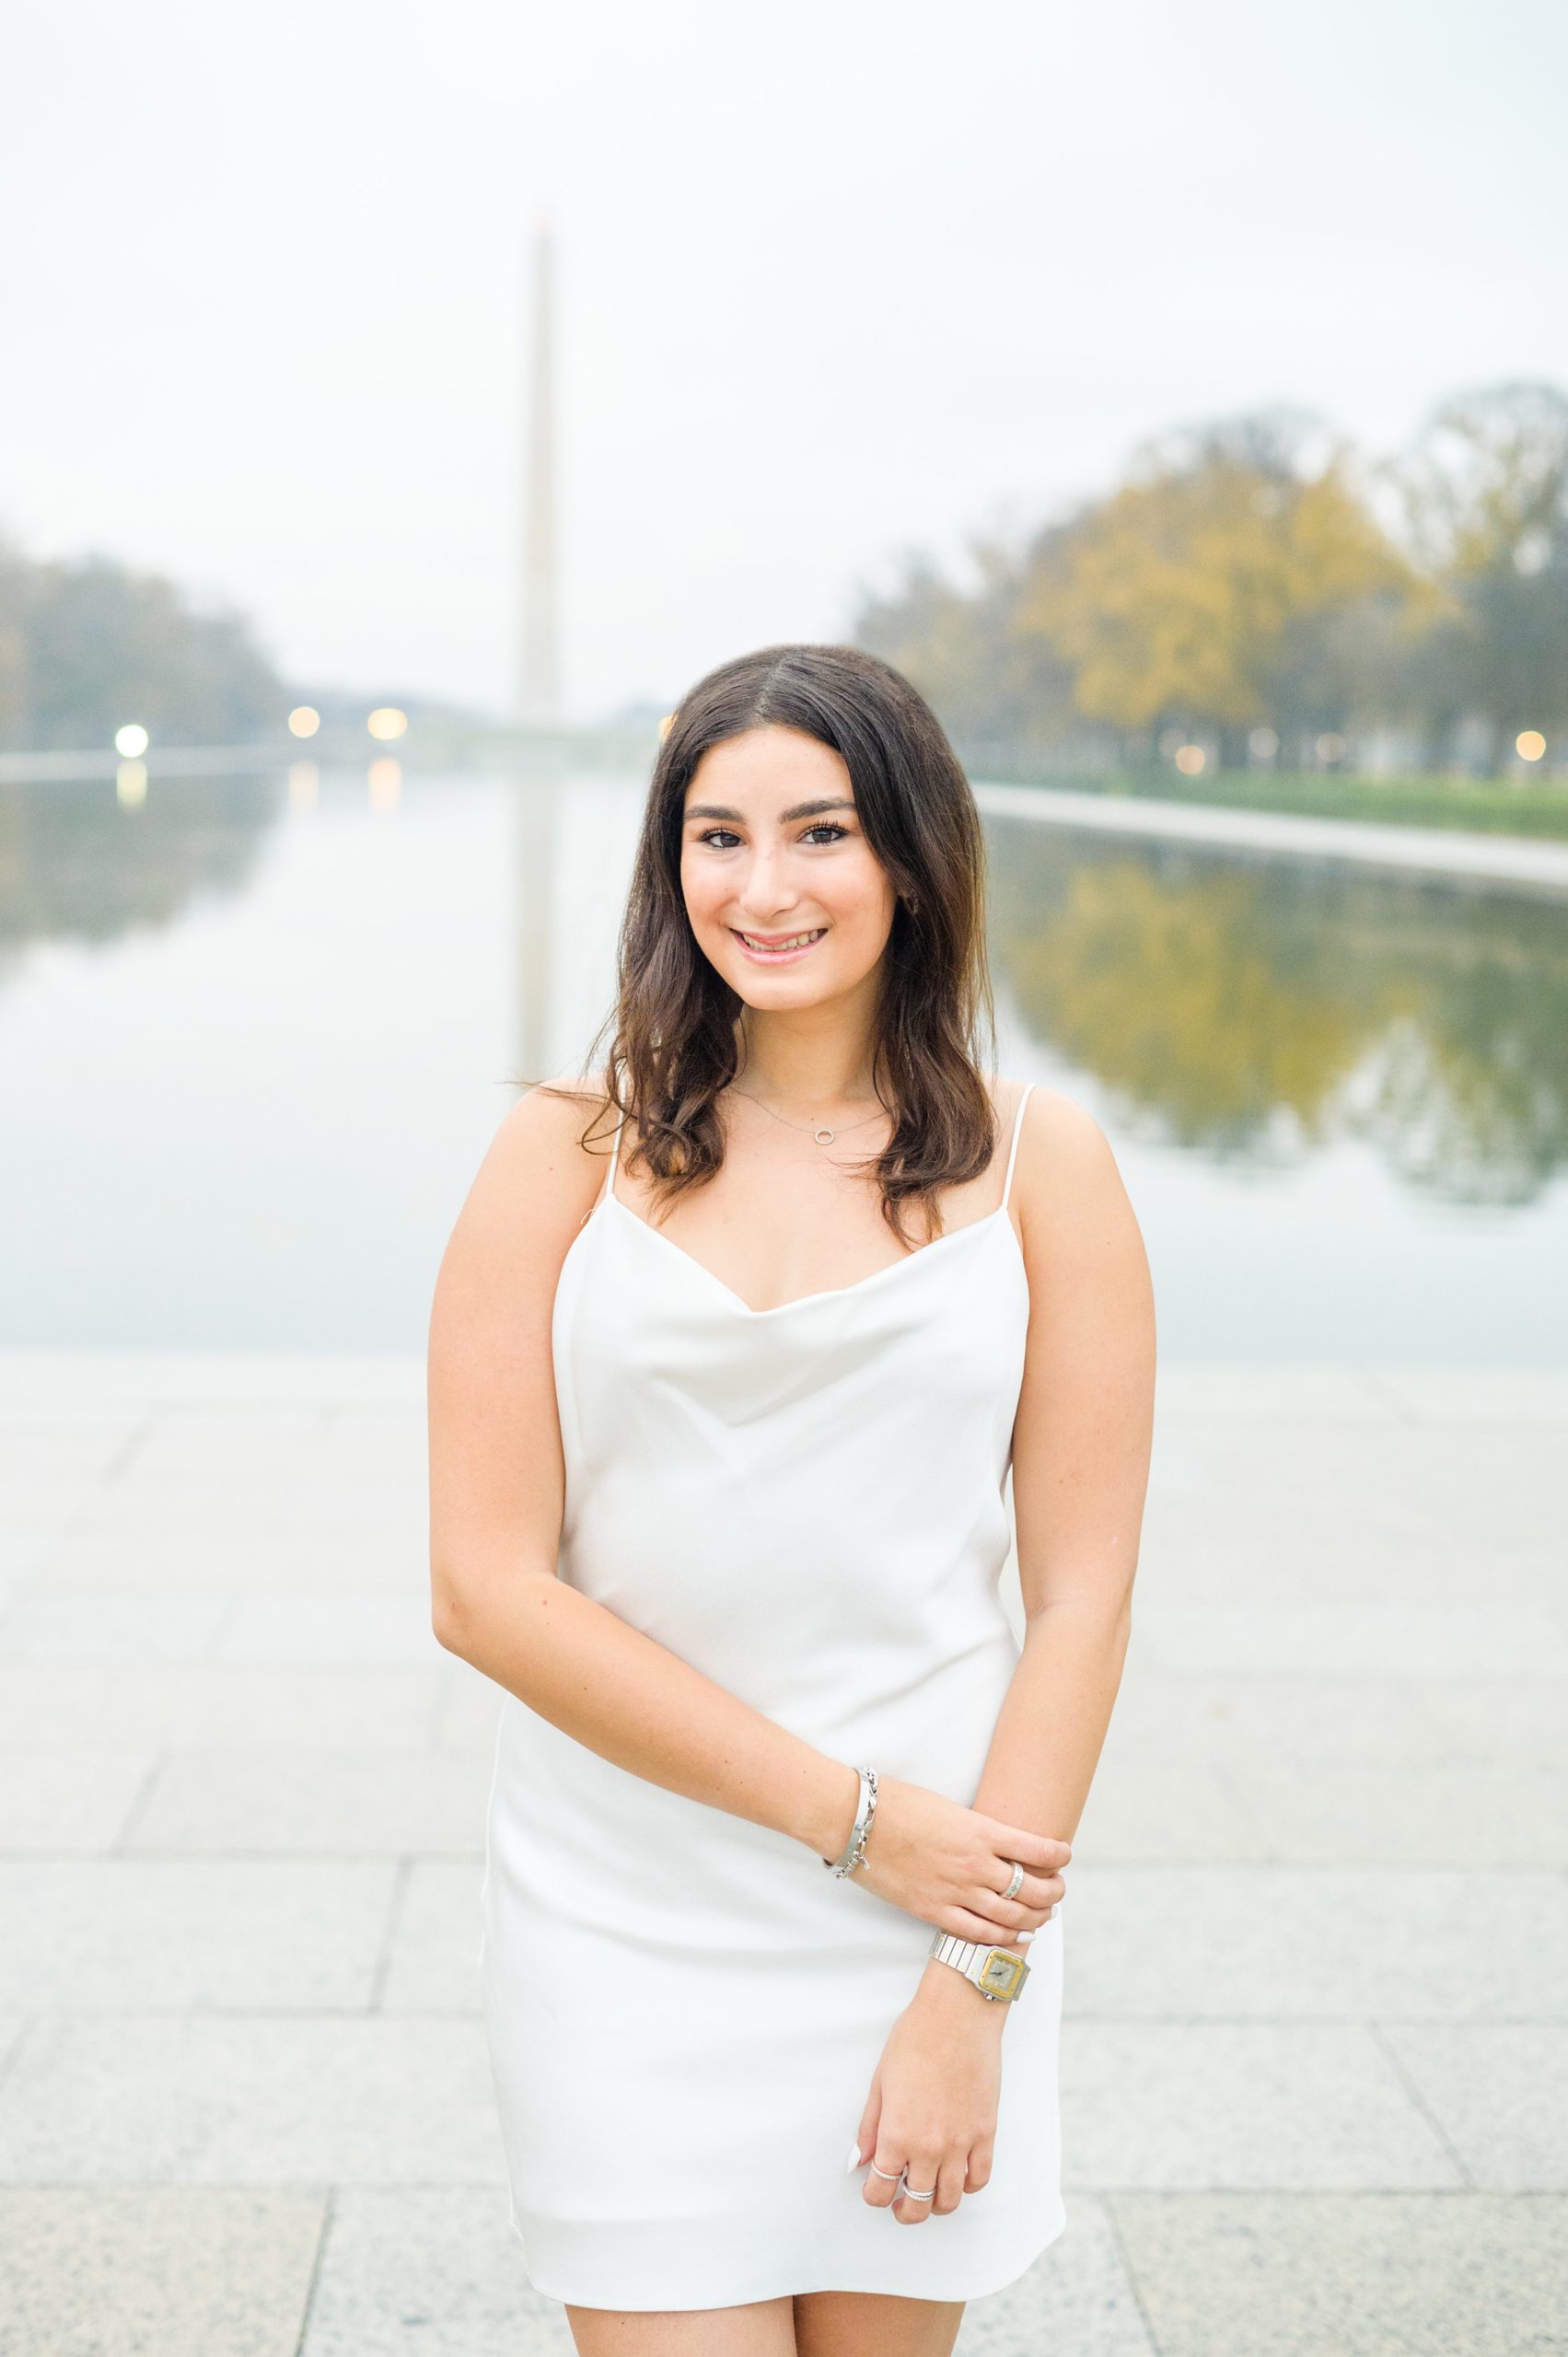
left=868, top=2162, right=903, bottom=2183
left=1002, top=1861, right=1025, bottom=1901
left=900, top=2183, right=936, bottom=2201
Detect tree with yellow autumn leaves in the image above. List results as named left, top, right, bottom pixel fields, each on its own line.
left=1016, top=412, right=1422, bottom=766
left=854, top=382, right=1568, bottom=774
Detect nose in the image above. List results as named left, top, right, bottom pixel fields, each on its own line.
left=732, top=842, right=802, bottom=923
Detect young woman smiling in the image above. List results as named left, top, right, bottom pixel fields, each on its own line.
left=427, top=643, right=1156, bottom=2357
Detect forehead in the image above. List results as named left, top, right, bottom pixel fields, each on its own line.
left=684, top=725, right=854, bottom=818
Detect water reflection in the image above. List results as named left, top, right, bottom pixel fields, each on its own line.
left=988, top=818, right=1568, bottom=1205
left=4, top=774, right=1566, bottom=1217
left=0, top=773, right=283, bottom=966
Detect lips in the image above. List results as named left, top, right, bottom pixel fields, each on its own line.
left=731, top=926, right=828, bottom=964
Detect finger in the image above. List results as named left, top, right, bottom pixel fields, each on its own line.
left=947, top=1904, right=1046, bottom=1945
left=955, top=1897, right=1043, bottom=1933
left=931, top=2150, right=969, bottom=2217
left=993, top=1866, right=1066, bottom=1910
left=965, top=2135, right=995, bottom=2195
left=966, top=1900, right=1048, bottom=1942
left=852, top=2084, right=880, bottom=2176
left=982, top=1822, right=1072, bottom=1871
left=968, top=1879, right=1062, bottom=1928
left=862, top=2146, right=908, bottom=2211
left=970, top=1876, right=1066, bottom=1934
left=892, top=2151, right=941, bottom=2224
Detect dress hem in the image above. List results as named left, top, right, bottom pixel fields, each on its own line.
left=505, top=2198, right=1068, bottom=2312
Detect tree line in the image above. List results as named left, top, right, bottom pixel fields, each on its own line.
left=853, top=380, right=1568, bottom=776
left=0, top=537, right=284, bottom=749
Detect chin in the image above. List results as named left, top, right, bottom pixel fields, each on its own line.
left=730, top=970, right=838, bottom=1006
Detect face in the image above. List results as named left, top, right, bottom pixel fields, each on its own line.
left=679, top=725, right=899, bottom=1006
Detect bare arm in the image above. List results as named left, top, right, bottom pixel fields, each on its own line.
left=432, top=1079, right=1071, bottom=1945
left=428, top=1080, right=864, bottom=1863
left=905, top=1086, right=1156, bottom=2023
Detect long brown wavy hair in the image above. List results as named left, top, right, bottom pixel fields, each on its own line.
left=533, top=642, right=1002, bottom=1247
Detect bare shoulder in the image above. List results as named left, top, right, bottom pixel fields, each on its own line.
left=1007, top=1081, right=1145, bottom=1249
left=1004, top=1082, right=1156, bottom=1401
left=492, top=1069, right=615, bottom=1192
left=1013, top=1079, right=1119, bottom=1173
left=431, top=1071, right=615, bottom=1309
left=426, top=1076, right=616, bottom=1595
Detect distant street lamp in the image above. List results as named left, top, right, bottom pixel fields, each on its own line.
left=114, top=723, right=149, bottom=758
left=367, top=707, right=408, bottom=741
left=289, top=706, right=321, bottom=738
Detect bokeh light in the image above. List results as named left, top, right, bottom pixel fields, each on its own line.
left=368, top=757, right=401, bottom=805
left=113, top=723, right=149, bottom=758
left=288, top=706, right=320, bottom=738
left=1249, top=726, right=1280, bottom=760
left=367, top=707, right=408, bottom=741
left=1174, top=744, right=1206, bottom=776
left=1516, top=730, right=1547, bottom=762
left=115, top=759, right=147, bottom=806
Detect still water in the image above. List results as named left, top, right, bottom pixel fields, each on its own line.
left=3, top=765, right=1565, bottom=1363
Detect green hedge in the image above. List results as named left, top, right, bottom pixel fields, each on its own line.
left=972, top=763, right=1568, bottom=841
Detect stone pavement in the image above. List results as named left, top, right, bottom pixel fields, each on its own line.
left=0, top=1353, right=1563, bottom=2355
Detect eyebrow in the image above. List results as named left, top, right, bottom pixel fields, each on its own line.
left=684, top=797, right=857, bottom=825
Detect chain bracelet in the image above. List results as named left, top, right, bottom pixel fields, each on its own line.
left=825, top=1763, right=878, bottom=1877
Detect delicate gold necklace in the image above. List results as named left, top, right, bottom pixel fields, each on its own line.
left=726, top=1083, right=889, bottom=1149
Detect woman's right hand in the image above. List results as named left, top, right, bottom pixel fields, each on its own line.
left=846, top=1773, right=1070, bottom=1944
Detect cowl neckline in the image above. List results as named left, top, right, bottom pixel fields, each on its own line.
left=600, top=1188, right=1022, bottom=1319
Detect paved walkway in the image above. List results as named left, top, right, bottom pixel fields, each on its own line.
left=0, top=1353, right=1563, bottom=2354
left=972, top=780, right=1568, bottom=901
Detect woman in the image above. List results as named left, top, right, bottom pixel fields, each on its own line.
left=427, top=643, right=1156, bottom=2357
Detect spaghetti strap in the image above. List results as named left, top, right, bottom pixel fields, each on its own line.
left=1001, top=1081, right=1034, bottom=1211
left=601, top=1101, right=627, bottom=1205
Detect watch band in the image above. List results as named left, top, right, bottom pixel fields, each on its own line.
left=929, top=1929, right=1031, bottom=2003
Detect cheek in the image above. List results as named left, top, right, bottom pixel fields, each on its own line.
left=824, top=859, right=897, bottom=935
left=679, top=858, right=725, bottom=926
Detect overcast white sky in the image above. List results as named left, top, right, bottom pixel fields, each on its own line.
left=4, top=0, right=1564, bottom=720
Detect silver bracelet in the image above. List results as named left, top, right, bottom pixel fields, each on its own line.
left=824, top=1764, right=878, bottom=1877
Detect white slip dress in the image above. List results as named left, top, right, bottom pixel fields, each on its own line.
left=477, top=1078, right=1065, bottom=2310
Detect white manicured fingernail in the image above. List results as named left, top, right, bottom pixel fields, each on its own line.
left=846, top=2140, right=865, bottom=2171
left=1016, top=1930, right=1034, bottom=1944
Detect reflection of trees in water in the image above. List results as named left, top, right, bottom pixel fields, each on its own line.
left=987, top=817, right=1568, bottom=1203
left=0, top=777, right=285, bottom=970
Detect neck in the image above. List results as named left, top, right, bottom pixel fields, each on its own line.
left=734, top=999, right=881, bottom=1109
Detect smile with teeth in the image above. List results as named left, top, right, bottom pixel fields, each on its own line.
left=734, top=926, right=827, bottom=954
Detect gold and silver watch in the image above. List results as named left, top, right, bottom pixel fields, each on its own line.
left=928, top=1930, right=1031, bottom=2003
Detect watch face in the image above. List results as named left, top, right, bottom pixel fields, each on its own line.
left=981, top=1951, right=1026, bottom=1997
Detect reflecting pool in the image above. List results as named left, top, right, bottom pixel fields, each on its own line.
left=3, top=767, right=1564, bottom=1362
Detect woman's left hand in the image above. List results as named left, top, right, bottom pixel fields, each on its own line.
left=848, top=1959, right=1011, bottom=2224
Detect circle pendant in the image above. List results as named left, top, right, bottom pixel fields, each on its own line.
left=814, top=1127, right=835, bottom=1144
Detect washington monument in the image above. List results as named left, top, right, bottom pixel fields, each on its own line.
left=517, top=220, right=561, bottom=725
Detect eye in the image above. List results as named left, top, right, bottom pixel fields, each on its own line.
left=690, top=820, right=852, bottom=852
